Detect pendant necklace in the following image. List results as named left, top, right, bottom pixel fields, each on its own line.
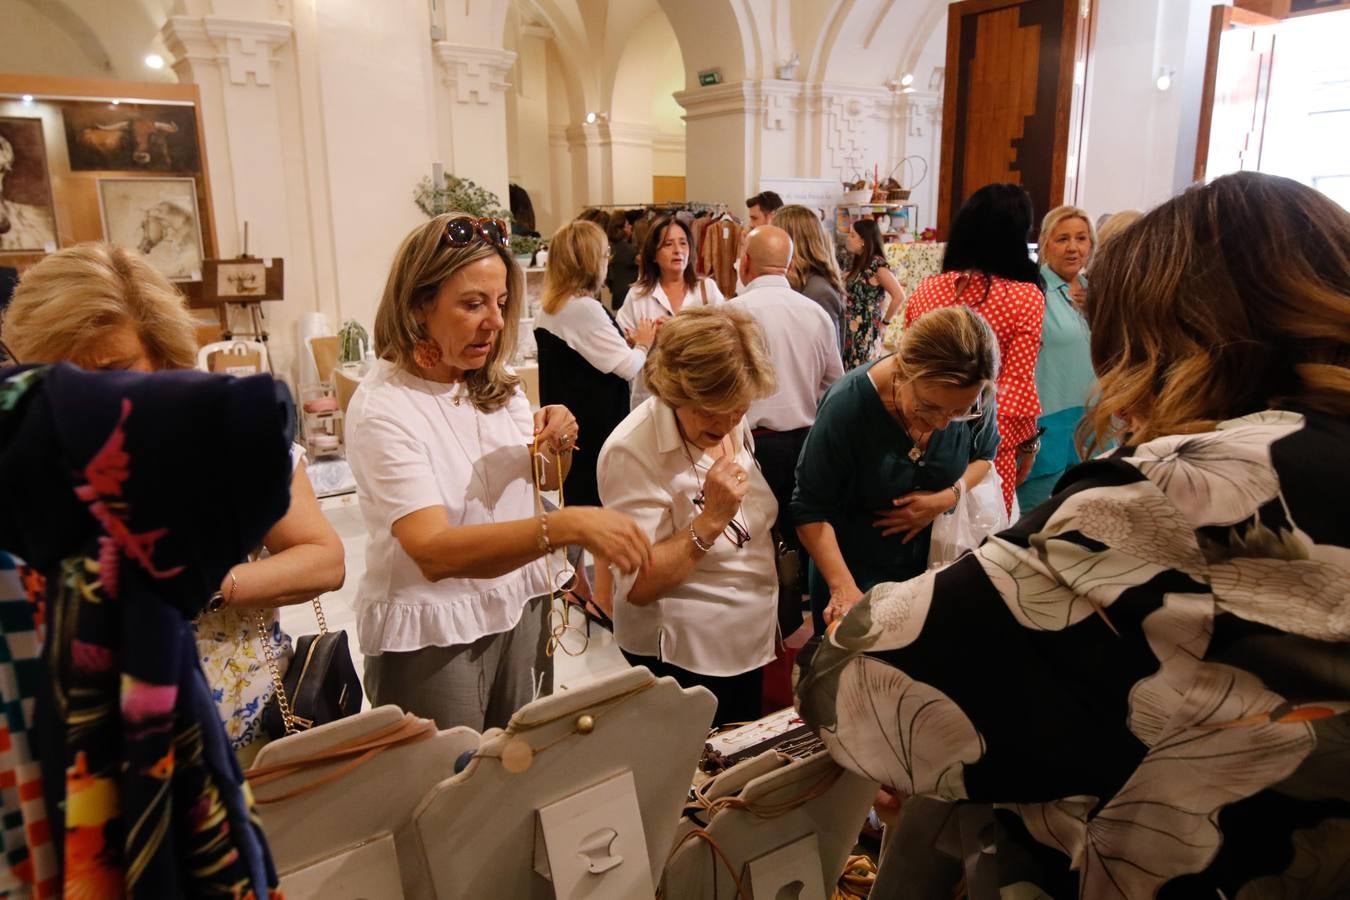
left=890, top=373, right=933, bottom=464
left=423, top=375, right=496, bottom=521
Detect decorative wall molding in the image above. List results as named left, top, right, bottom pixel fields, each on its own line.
left=433, top=42, right=516, bottom=104
left=602, top=120, right=658, bottom=149
left=759, top=79, right=801, bottom=132
left=902, top=89, right=943, bottom=138
left=673, top=81, right=759, bottom=122
left=162, top=16, right=292, bottom=87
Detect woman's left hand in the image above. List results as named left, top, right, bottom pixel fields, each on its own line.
left=874, top=489, right=953, bottom=543
left=533, top=405, right=578, bottom=456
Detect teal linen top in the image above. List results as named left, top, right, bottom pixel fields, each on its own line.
left=792, top=361, right=1000, bottom=593
left=1036, top=264, right=1095, bottom=416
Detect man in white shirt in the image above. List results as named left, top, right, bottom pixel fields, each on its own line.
left=726, top=226, right=843, bottom=633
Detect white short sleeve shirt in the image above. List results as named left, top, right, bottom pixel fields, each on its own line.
left=345, top=360, right=559, bottom=655
left=616, top=278, right=725, bottom=410
left=597, top=397, right=778, bottom=676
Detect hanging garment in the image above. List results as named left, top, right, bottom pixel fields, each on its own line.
left=701, top=216, right=742, bottom=298
left=0, top=363, right=293, bottom=899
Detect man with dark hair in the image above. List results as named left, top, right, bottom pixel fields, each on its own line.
left=745, top=191, right=783, bottom=228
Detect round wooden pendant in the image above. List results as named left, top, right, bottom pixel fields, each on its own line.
left=500, top=738, right=534, bottom=774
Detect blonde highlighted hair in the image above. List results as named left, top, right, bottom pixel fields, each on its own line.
left=1095, top=210, right=1141, bottom=248
left=644, top=306, right=777, bottom=414
left=773, top=204, right=845, bottom=296
left=896, top=306, right=1000, bottom=409
left=1038, top=205, right=1096, bottom=264
left=1082, top=172, right=1350, bottom=454
left=373, top=212, right=522, bottom=412
left=4, top=242, right=197, bottom=369
left=542, top=219, right=607, bottom=314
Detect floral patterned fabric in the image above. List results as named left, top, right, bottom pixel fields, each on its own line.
left=797, top=409, right=1350, bottom=898
left=881, top=241, right=946, bottom=351
left=196, top=607, right=290, bottom=755
left=844, top=256, right=891, bottom=370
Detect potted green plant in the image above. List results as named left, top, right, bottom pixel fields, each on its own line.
left=338, top=319, right=369, bottom=366
left=413, top=173, right=511, bottom=220
left=509, top=233, right=541, bottom=268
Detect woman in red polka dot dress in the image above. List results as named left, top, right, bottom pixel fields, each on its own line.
left=904, top=184, right=1045, bottom=515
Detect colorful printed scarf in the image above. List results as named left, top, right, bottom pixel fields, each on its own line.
left=0, top=364, right=293, bottom=899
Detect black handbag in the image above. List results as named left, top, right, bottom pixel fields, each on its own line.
left=258, top=599, right=362, bottom=739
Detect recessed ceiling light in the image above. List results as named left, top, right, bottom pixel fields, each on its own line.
left=145, top=53, right=165, bottom=70
left=20, top=94, right=34, bottom=104
left=899, top=73, right=915, bottom=87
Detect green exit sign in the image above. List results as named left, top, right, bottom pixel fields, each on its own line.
left=698, top=69, right=723, bottom=87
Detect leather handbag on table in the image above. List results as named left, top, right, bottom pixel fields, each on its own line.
left=259, top=598, right=362, bottom=739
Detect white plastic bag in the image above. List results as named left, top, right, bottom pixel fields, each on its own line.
left=928, top=467, right=1009, bottom=568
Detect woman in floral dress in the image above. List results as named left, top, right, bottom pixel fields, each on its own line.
left=798, top=171, right=1350, bottom=898
left=843, top=218, right=904, bottom=370
left=904, top=184, right=1045, bottom=516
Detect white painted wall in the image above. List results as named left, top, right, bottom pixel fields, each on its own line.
left=1077, top=0, right=1216, bottom=217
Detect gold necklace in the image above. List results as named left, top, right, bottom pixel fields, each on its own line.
left=889, top=373, right=933, bottom=463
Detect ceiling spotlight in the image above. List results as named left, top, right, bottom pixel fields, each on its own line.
left=1155, top=66, right=1175, bottom=92
left=145, top=53, right=165, bottom=70
left=585, top=112, right=597, bottom=124
left=111, top=99, right=120, bottom=106
left=899, top=73, right=915, bottom=87
left=20, top=94, right=34, bottom=105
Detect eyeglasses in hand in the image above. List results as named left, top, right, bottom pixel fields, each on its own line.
left=692, top=491, right=751, bottom=549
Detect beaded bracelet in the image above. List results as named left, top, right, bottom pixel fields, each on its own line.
left=689, top=520, right=714, bottom=553
left=537, top=513, right=553, bottom=555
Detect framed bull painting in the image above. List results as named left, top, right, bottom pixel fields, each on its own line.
left=61, top=102, right=200, bottom=173
left=97, top=177, right=204, bottom=281
left=0, top=117, right=59, bottom=253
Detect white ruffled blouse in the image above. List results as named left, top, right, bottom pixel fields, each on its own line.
left=345, top=361, right=561, bottom=655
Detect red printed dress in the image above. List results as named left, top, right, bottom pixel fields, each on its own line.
left=903, top=271, right=1043, bottom=514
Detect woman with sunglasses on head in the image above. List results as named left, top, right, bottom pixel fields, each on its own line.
left=794, top=306, right=1000, bottom=631
left=904, top=183, right=1045, bottom=517
left=345, top=213, right=652, bottom=731
left=615, top=214, right=725, bottom=410
left=596, top=307, right=778, bottom=726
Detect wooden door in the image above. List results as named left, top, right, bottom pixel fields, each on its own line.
left=937, top=0, right=1091, bottom=236
left=1194, top=6, right=1279, bottom=182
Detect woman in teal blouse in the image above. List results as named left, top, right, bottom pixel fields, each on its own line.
left=793, top=306, right=1000, bottom=633
left=1018, top=206, right=1098, bottom=510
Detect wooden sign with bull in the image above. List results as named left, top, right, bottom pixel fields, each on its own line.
left=61, top=101, right=200, bottom=173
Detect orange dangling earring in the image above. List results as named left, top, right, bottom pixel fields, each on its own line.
left=413, top=326, right=442, bottom=369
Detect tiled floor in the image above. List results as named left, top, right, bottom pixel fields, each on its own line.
left=281, top=494, right=630, bottom=705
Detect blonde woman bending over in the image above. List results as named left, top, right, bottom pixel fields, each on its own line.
left=4, top=242, right=345, bottom=760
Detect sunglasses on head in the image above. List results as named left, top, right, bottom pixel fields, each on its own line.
left=443, top=216, right=510, bottom=249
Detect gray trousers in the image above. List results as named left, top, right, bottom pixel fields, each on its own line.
left=363, top=594, right=554, bottom=732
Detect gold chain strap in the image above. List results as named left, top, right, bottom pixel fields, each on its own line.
left=254, top=597, right=331, bottom=737
left=531, top=443, right=587, bottom=658
left=255, top=610, right=297, bottom=735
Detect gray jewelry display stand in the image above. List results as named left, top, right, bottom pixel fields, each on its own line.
left=251, top=705, right=480, bottom=898
left=412, top=666, right=716, bottom=899
left=662, top=749, right=877, bottom=899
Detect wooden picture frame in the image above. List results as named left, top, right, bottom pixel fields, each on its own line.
left=201, top=257, right=285, bottom=304
left=0, top=116, right=58, bottom=253
left=97, top=176, right=204, bottom=282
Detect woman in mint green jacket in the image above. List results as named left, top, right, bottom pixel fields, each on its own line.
left=1018, top=206, right=1097, bottom=509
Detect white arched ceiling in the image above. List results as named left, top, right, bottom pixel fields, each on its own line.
left=655, top=0, right=758, bottom=90
left=1, top=0, right=177, bottom=81
left=609, top=8, right=683, bottom=128
left=800, top=0, right=948, bottom=86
